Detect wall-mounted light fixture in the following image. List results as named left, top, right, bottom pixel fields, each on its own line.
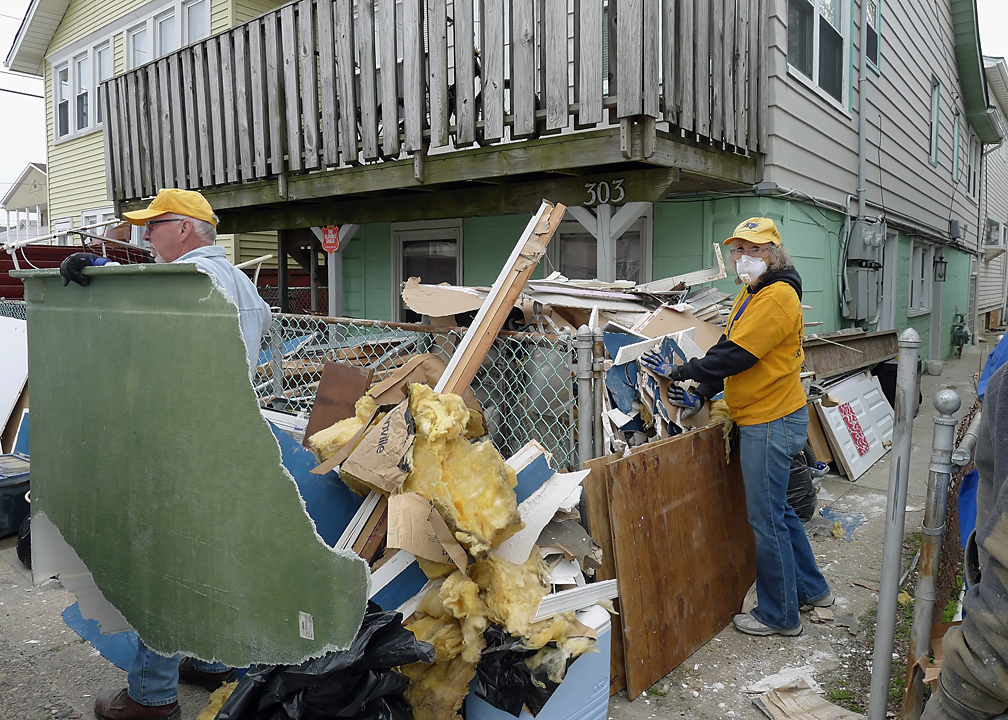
left=934, top=254, right=948, bottom=282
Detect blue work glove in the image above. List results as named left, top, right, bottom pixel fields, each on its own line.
left=640, top=350, right=683, bottom=381
left=667, top=385, right=706, bottom=419
left=60, top=252, right=114, bottom=287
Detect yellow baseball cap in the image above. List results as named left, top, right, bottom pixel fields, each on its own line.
left=122, top=188, right=218, bottom=228
left=723, top=217, right=781, bottom=246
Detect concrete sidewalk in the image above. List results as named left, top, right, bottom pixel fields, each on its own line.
left=608, top=334, right=994, bottom=720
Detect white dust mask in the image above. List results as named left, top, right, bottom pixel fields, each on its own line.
left=735, top=254, right=768, bottom=285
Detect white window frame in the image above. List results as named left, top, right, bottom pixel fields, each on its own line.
left=124, top=0, right=211, bottom=71
left=95, top=41, right=113, bottom=126
left=786, top=0, right=850, bottom=114
left=909, top=240, right=933, bottom=316
left=154, top=9, right=178, bottom=57
left=390, top=219, right=464, bottom=322
left=53, top=218, right=73, bottom=246
left=54, top=63, right=71, bottom=139
left=546, top=210, right=654, bottom=284
left=929, top=77, right=940, bottom=167
left=81, top=207, right=117, bottom=228
left=865, top=0, right=881, bottom=72
left=985, top=218, right=1005, bottom=248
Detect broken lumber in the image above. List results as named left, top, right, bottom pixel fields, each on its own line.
left=436, top=201, right=566, bottom=394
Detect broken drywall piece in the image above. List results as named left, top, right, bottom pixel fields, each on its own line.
left=612, top=330, right=703, bottom=366
left=18, top=265, right=370, bottom=668
left=507, top=445, right=556, bottom=505
left=537, top=520, right=594, bottom=559
left=532, top=579, right=619, bottom=622
left=0, top=317, right=28, bottom=437
left=493, top=469, right=590, bottom=565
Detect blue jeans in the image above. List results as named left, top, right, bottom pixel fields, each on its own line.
left=128, top=639, right=229, bottom=706
left=739, top=406, right=830, bottom=631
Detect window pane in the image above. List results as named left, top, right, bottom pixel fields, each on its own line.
left=818, top=18, right=843, bottom=101
left=616, top=232, right=642, bottom=283
left=186, top=0, right=208, bottom=43
left=57, top=67, right=69, bottom=137
left=866, top=27, right=878, bottom=65
left=866, top=0, right=878, bottom=28
left=97, top=46, right=113, bottom=80
left=76, top=92, right=88, bottom=129
left=400, top=239, right=458, bottom=322
left=788, top=0, right=814, bottom=78
left=57, top=67, right=69, bottom=102
left=58, top=100, right=69, bottom=137
left=132, top=27, right=149, bottom=67
left=158, top=14, right=177, bottom=54
left=75, top=56, right=88, bottom=90
left=819, top=0, right=839, bottom=30
left=558, top=233, right=597, bottom=280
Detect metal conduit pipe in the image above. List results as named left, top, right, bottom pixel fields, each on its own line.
left=901, top=390, right=962, bottom=720
left=868, top=328, right=921, bottom=720
left=593, top=326, right=606, bottom=460
left=575, top=326, right=595, bottom=471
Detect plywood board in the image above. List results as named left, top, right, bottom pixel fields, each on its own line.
left=607, top=425, right=755, bottom=700
left=302, top=362, right=373, bottom=449
left=583, top=452, right=626, bottom=696
left=815, top=376, right=893, bottom=481
left=806, top=404, right=833, bottom=466
left=17, top=265, right=369, bottom=668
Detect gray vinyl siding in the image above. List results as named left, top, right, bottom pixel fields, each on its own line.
left=978, top=144, right=1008, bottom=312
left=764, top=0, right=981, bottom=250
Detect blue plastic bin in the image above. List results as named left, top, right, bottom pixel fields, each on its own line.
left=0, top=454, right=30, bottom=539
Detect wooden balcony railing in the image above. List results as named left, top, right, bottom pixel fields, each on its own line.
left=102, top=0, right=767, bottom=204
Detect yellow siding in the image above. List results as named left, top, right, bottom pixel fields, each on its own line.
left=215, top=235, right=236, bottom=262
left=113, top=31, right=124, bottom=74
left=235, top=231, right=279, bottom=266
left=50, top=0, right=149, bottom=55
left=211, top=0, right=231, bottom=35
left=234, top=0, right=286, bottom=25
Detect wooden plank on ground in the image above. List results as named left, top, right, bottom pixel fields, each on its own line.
left=616, top=0, right=642, bottom=117
left=543, top=0, right=567, bottom=131
left=280, top=5, right=302, bottom=172
left=334, top=0, right=358, bottom=162
left=806, top=403, right=834, bottom=465
left=299, top=0, right=320, bottom=169
left=435, top=201, right=565, bottom=394
left=583, top=452, right=627, bottom=697
left=510, top=0, right=536, bottom=138
left=402, top=0, right=425, bottom=153
left=317, top=0, right=339, bottom=165
left=576, top=0, right=603, bottom=127
left=427, top=0, right=448, bottom=147
left=482, top=0, right=505, bottom=140
left=356, top=0, right=379, bottom=160
left=607, top=424, right=755, bottom=700
left=454, top=0, right=476, bottom=144
left=377, top=0, right=399, bottom=157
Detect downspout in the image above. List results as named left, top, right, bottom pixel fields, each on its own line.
left=856, top=0, right=870, bottom=221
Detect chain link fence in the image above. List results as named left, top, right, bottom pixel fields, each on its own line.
left=256, top=313, right=580, bottom=469
left=0, top=299, right=26, bottom=321
left=258, top=286, right=331, bottom=316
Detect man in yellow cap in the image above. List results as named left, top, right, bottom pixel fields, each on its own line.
left=61, top=189, right=271, bottom=720
left=642, top=216, right=831, bottom=638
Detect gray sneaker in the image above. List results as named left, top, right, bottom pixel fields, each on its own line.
left=732, top=613, right=802, bottom=637
left=804, top=592, right=835, bottom=608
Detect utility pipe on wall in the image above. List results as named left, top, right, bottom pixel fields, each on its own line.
left=901, top=390, right=961, bottom=719
left=856, top=0, right=870, bottom=221
left=575, top=325, right=595, bottom=470
left=868, top=328, right=921, bottom=720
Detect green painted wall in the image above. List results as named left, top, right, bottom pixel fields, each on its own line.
left=462, top=215, right=537, bottom=285
left=342, top=223, right=392, bottom=321
left=654, top=197, right=846, bottom=332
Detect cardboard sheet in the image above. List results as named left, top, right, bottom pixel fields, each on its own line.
left=387, top=492, right=468, bottom=572
left=339, top=400, right=415, bottom=493
left=17, top=265, right=369, bottom=668
left=301, top=362, right=373, bottom=449
left=631, top=306, right=724, bottom=353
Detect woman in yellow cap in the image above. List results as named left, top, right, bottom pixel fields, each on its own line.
left=642, top=216, right=831, bottom=637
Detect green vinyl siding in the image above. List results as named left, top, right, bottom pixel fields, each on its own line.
left=342, top=223, right=392, bottom=321
left=462, top=215, right=538, bottom=285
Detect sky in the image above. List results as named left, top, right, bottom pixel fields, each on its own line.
left=1, top=0, right=1007, bottom=211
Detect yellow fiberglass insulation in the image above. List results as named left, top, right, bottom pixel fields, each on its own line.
left=469, top=550, right=576, bottom=650
left=403, top=611, right=478, bottom=720
left=307, top=395, right=381, bottom=462
left=526, top=636, right=597, bottom=685
left=404, top=385, right=523, bottom=557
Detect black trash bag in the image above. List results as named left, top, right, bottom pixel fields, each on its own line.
left=787, top=452, right=817, bottom=523
left=474, top=626, right=536, bottom=717
left=216, top=602, right=435, bottom=720
left=16, top=516, right=30, bottom=569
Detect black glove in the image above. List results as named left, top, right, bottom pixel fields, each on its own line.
left=60, top=252, right=109, bottom=287
left=640, top=350, right=683, bottom=381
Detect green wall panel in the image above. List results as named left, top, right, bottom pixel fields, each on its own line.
left=342, top=223, right=392, bottom=321
left=18, top=266, right=368, bottom=667
left=463, top=215, right=537, bottom=284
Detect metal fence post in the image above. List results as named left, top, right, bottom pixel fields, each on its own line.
left=868, top=328, right=921, bottom=720
left=575, top=325, right=594, bottom=470
left=268, top=319, right=284, bottom=407
left=901, top=389, right=961, bottom=720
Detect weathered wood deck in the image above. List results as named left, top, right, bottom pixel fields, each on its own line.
left=104, top=0, right=767, bottom=224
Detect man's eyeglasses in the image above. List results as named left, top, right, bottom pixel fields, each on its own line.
left=144, top=218, right=183, bottom=231
left=729, top=246, right=769, bottom=258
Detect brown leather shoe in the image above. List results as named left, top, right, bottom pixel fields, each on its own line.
left=178, top=656, right=237, bottom=691
left=94, top=688, right=180, bottom=720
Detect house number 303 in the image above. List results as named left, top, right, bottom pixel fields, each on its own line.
left=583, top=179, right=626, bottom=206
